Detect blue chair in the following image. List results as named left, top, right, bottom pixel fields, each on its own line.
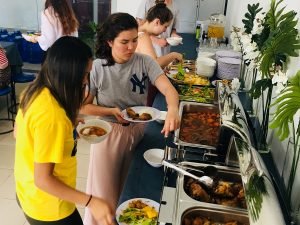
left=10, top=72, right=36, bottom=114
left=0, top=86, right=14, bottom=135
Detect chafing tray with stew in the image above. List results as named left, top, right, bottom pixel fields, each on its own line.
left=181, top=207, right=249, bottom=225
left=174, top=102, right=221, bottom=149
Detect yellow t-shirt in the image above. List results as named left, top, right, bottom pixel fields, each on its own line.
left=14, top=88, right=77, bottom=221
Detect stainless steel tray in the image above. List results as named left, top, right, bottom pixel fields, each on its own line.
left=176, top=162, right=247, bottom=212
left=181, top=206, right=249, bottom=225
left=174, top=101, right=221, bottom=150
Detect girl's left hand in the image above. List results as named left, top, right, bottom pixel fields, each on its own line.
left=161, top=107, right=180, bottom=137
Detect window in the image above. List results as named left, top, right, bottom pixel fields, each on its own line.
left=70, top=0, right=111, bottom=33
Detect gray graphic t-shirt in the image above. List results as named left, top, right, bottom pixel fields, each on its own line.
left=90, top=53, right=163, bottom=122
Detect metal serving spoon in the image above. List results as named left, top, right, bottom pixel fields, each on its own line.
left=178, top=164, right=218, bottom=178
left=162, top=160, right=215, bottom=188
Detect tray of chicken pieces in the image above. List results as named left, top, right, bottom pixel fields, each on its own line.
left=177, top=162, right=247, bottom=212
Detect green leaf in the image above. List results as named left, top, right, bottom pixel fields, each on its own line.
left=242, top=3, right=263, bottom=34
left=246, top=172, right=268, bottom=222
left=270, top=70, right=300, bottom=141
left=250, top=79, right=272, bottom=99
left=260, top=0, right=299, bottom=76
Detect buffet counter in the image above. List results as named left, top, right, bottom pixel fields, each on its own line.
left=118, top=84, right=286, bottom=225
left=118, top=34, right=287, bottom=225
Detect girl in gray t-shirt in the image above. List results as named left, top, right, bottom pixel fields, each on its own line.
left=80, top=13, right=180, bottom=224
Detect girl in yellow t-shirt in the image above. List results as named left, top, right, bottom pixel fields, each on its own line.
left=14, top=36, right=113, bottom=225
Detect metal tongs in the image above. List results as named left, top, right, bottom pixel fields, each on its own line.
left=162, top=160, right=215, bottom=188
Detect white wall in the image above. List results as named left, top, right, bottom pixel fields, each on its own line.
left=0, top=0, right=44, bottom=31
left=115, top=0, right=226, bottom=33
left=114, top=0, right=141, bottom=16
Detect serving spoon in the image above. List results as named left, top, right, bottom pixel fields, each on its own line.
left=162, top=160, right=215, bottom=188
left=178, top=164, right=218, bottom=178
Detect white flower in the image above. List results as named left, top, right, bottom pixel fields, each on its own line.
left=252, top=12, right=266, bottom=35
left=272, top=70, right=288, bottom=85
left=275, top=82, right=285, bottom=94
left=244, top=43, right=257, bottom=54
left=272, top=70, right=288, bottom=94
left=244, top=49, right=259, bottom=61
left=240, top=34, right=252, bottom=46
left=252, top=23, right=263, bottom=35
left=231, top=78, right=241, bottom=92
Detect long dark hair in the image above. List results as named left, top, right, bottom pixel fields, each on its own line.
left=95, top=12, right=138, bottom=66
left=19, top=36, right=92, bottom=125
left=146, top=3, right=173, bottom=24
left=45, top=0, right=79, bottom=35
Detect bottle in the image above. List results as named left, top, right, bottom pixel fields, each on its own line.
left=202, top=31, right=207, bottom=46
left=195, top=25, right=201, bottom=40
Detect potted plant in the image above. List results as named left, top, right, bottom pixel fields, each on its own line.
left=79, top=21, right=98, bottom=54
left=232, top=0, right=300, bottom=151
left=270, top=70, right=300, bottom=223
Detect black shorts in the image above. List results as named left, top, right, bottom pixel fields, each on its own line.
left=24, top=209, right=83, bottom=225
left=16, top=196, right=83, bottom=225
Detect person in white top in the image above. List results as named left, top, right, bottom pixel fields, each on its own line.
left=136, top=3, right=182, bottom=68
left=29, top=0, right=79, bottom=56
left=136, top=3, right=182, bottom=106
left=136, top=0, right=181, bottom=57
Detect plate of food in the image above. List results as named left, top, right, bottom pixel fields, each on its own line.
left=76, top=119, right=112, bottom=144
left=21, top=33, right=33, bottom=42
left=122, top=106, right=161, bottom=122
left=116, top=198, right=159, bottom=225
left=166, top=71, right=210, bottom=86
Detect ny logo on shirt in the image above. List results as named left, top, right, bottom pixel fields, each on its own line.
left=130, top=73, right=148, bottom=94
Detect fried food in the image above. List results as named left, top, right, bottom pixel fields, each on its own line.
left=126, top=108, right=153, bottom=121
left=186, top=178, right=210, bottom=203
left=184, top=176, right=246, bottom=209
left=139, top=113, right=152, bottom=121
left=126, top=107, right=139, bottom=120
left=214, top=181, right=235, bottom=198
left=183, top=216, right=239, bottom=225
left=128, top=200, right=147, bottom=209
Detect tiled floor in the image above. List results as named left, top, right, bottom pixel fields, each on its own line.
left=0, top=70, right=91, bottom=224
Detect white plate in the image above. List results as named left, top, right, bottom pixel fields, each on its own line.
left=116, top=198, right=159, bottom=225
left=165, top=72, right=176, bottom=80
left=122, top=106, right=161, bottom=123
left=143, top=148, right=164, bottom=167
left=167, top=70, right=178, bottom=76
left=156, top=111, right=167, bottom=124
left=76, top=119, right=112, bottom=144
left=21, top=33, right=33, bottom=42
left=166, top=37, right=183, bottom=46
